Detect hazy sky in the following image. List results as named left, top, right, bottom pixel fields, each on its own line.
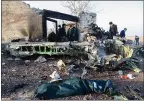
left=24, top=1, right=143, bottom=36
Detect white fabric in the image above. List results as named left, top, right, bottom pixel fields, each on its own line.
left=50, top=71, right=61, bottom=81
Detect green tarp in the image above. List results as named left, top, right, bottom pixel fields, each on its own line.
left=35, top=78, right=114, bottom=100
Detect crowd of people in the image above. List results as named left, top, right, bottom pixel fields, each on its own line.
left=109, top=22, right=140, bottom=45
left=48, top=21, right=140, bottom=45
left=88, top=21, right=140, bottom=45
left=48, top=24, right=79, bottom=42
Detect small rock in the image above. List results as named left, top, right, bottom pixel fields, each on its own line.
left=12, top=69, right=16, bottom=72
left=7, top=57, right=13, bottom=60
left=2, top=74, right=6, bottom=76
left=1, top=98, right=11, bottom=100
left=34, top=56, right=46, bottom=63
left=20, top=75, right=26, bottom=78
left=83, top=94, right=93, bottom=100
left=25, top=60, right=30, bottom=64
left=48, top=64, right=53, bottom=67
left=41, top=76, right=47, bottom=80
left=2, top=62, right=5, bottom=66
left=15, top=58, right=21, bottom=61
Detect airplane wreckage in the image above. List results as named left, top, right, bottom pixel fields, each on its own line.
left=5, top=10, right=89, bottom=57
left=6, top=42, right=89, bottom=57
left=3, top=10, right=144, bottom=100
left=5, top=9, right=143, bottom=73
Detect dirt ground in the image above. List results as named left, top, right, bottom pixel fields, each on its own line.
left=1, top=46, right=144, bottom=100
left=126, top=36, right=144, bottom=44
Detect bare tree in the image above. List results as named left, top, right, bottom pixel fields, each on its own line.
left=61, top=1, right=104, bottom=16
left=61, top=0, right=93, bottom=16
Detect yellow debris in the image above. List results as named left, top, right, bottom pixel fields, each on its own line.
left=57, top=60, right=66, bottom=74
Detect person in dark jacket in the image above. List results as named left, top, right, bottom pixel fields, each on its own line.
left=109, top=22, right=118, bottom=39
left=135, top=35, right=139, bottom=45
left=56, top=25, right=61, bottom=42
left=120, top=28, right=127, bottom=38
left=60, top=24, right=67, bottom=42
left=48, top=32, right=56, bottom=42
left=57, top=24, right=66, bottom=42
left=71, top=26, right=79, bottom=41
left=67, top=25, right=73, bottom=41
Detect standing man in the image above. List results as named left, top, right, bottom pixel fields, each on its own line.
left=120, top=28, right=127, bottom=38
left=109, top=22, right=118, bottom=39
left=67, top=25, right=73, bottom=41
left=56, top=25, right=61, bottom=42
left=59, top=24, right=67, bottom=42
left=135, top=35, right=139, bottom=45
left=71, top=25, right=79, bottom=41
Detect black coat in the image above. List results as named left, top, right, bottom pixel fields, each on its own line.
left=48, top=32, right=56, bottom=42
left=60, top=27, right=66, bottom=37
left=71, top=27, right=79, bottom=41
left=109, top=24, right=118, bottom=36
left=57, top=27, right=66, bottom=42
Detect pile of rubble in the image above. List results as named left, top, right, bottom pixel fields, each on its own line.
left=2, top=23, right=144, bottom=100
left=33, top=38, right=143, bottom=100
left=3, top=34, right=144, bottom=99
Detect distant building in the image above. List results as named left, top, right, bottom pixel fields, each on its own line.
left=79, top=11, right=96, bottom=31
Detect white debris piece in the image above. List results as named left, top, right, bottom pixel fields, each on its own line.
left=12, top=69, right=16, bottom=72
left=81, top=68, right=87, bottom=78
left=15, top=58, right=21, bottom=61
left=2, top=62, right=6, bottom=66
left=57, top=60, right=65, bottom=67
left=25, top=60, right=30, bottom=64
left=49, top=71, right=61, bottom=82
left=34, top=56, right=46, bottom=63
left=127, top=74, right=135, bottom=79
left=57, top=60, right=66, bottom=72
left=7, top=57, right=13, bottom=60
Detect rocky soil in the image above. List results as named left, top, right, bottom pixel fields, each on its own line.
left=1, top=48, right=144, bottom=100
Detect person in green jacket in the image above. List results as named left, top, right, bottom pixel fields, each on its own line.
left=67, top=25, right=73, bottom=41
left=71, top=26, right=79, bottom=41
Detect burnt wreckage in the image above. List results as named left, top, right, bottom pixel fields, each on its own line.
left=5, top=9, right=143, bottom=73
left=6, top=10, right=90, bottom=57
left=6, top=42, right=90, bottom=57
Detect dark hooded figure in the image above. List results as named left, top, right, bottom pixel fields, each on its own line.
left=67, top=25, right=73, bottom=41
left=120, top=28, right=127, bottom=38
left=56, top=25, right=61, bottom=42
left=71, top=26, right=79, bottom=41
left=135, top=35, right=139, bottom=45
left=109, top=22, right=118, bottom=39
left=59, top=24, right=67, bottom=42
left=48, top=32, right=56, bottom=42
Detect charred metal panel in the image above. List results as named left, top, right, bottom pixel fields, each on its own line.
left=6, top=42, right=89, bottom=57
left=43, top=9, right=79, bottom=22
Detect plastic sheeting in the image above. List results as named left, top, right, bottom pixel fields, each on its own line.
left=35, top=78, right=114, bottom=100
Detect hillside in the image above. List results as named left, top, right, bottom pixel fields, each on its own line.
left=2, top=1, right=42, bottom=42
